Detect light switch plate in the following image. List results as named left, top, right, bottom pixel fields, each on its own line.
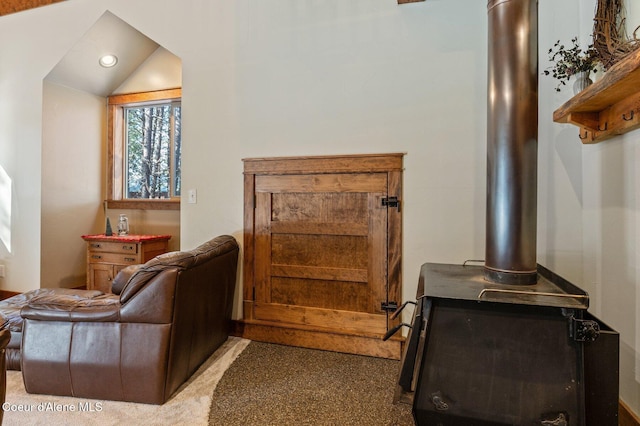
left=187, top=189, right=197, bottom=204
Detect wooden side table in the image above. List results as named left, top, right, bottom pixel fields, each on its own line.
left=81, top=234, right=171, bottom=294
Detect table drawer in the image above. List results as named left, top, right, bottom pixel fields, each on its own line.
left=88, top=252, right=140, bottom=265
left=87, top=241, right=139, bottom=254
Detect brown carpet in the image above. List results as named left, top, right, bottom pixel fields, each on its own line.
left=208, top=342, right=415, bottom=426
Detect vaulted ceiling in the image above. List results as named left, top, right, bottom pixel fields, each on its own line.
left=0, top=0, right=64, bottom=16
left=1, top=1, right=172, bottom=97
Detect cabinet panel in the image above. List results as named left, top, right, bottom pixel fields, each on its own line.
left=271, top=234, right=368, bottom=268
left=256, top=173, right=387, bottom=193
left=253, top=302, right=388, bottom=335
left=254, top=174, right=385, bottom=322
left=241, top=154, right=404, bottom=358
left=271, top=277, right=370, bottom=311
left=271, top=192, right=368, bottom=224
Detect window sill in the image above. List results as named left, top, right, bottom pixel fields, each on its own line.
left=106, top=199, right=180, bottom=211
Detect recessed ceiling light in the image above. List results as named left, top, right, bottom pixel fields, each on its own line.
left=99, top=54, right=118, bottom=68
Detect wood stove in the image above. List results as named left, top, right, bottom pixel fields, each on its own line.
left=392, top=263, right=619, bottom=425
left=388, top=1, right=620, bottom=424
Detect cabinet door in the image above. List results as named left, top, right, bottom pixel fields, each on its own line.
left=88, top=263, right=115, bottom=294
left=252, top=172, right=389, bottom=336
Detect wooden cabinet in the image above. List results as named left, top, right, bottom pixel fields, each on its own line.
left=239, top=153, right=404, bottom=359
left=82, top=234, right=171, bottom=294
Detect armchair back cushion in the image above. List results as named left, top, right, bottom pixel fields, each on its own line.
left=21, top=235, right=239, bottom=404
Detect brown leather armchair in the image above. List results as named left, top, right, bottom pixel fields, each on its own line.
left=20, top=235, right=239, bottom=404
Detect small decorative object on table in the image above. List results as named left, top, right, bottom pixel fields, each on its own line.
left=117, top=214, right=129, bottom=236
left=543, top=37, right=599, bottom=93
left=105, top=217, right=113, bottom=236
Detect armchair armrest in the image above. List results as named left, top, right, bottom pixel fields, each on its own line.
left=112, top=264, right=144, bottom=295
left=21, top=294, right=120, bottom=323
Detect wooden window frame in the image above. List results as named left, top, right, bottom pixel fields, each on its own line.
left=106, top=88, right=182, bottom=210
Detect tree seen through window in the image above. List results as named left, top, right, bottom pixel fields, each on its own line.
left=125, top=102, right=181, bottom=199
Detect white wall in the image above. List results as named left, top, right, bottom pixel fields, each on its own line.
left=1, top=0, right=638, bottom=417
left=41, top=82, right=105, bottom=288
left=581, top=133, right=640, bottom=412
left=113, top=46, right=182, bottom=95
left=538, top=0, right=640, bottom=416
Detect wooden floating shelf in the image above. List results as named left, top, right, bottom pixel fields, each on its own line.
left=553, top=47, right=640, bottom=144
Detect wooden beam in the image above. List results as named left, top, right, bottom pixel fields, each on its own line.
left=0, top=0, right=65, bottom=16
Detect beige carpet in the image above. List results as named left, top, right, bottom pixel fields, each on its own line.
left=3, top=336, right=250, bottom=426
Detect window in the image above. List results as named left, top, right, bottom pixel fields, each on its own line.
left=124, top=102, right=181, bottom=199
left=107, top=89, right=181, bottom=210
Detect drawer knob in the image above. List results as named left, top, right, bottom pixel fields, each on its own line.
left=90, top=243, right=101, bottom=249
left=124, top=257, right=136, bottom=262
left=92, top=255, right=102, bottom=259
left=123, top=245, right=134, bottom=251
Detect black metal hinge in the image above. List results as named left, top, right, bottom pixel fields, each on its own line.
left=381, top=301, right=398, bottom=312
left=572, top=317, right=600, bottom=342
left=563, top=309, right=600, bottom=342
left=381, top=196, right=400, bottom=211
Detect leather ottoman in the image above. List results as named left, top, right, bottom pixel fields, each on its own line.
left=0, top=289, right=104, bottom=370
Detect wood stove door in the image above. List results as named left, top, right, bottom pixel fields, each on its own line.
left=414, top=299, right=585, bottom=425
left=251, top=172, right=392, bottom=337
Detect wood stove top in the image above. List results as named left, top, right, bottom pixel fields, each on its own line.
left=420, top=263, right=589, bottom=310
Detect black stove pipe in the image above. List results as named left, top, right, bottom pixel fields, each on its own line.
left=485, top=0, right=539, bottom=285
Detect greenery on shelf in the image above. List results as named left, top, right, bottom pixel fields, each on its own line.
left=543, top=37, right=599, bottom=92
